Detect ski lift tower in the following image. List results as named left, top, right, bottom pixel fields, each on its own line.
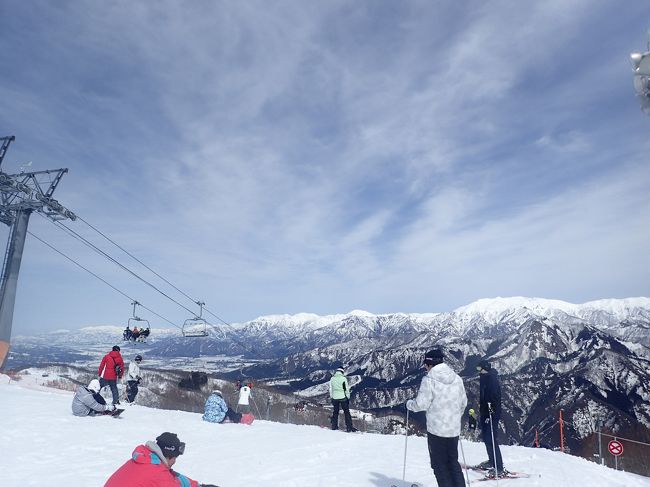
left=631, top=29, right=650, bottom=115
left=0, top=136, right=76, bottom=369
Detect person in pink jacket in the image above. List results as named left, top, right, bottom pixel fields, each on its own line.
left=104, top=432, right=219, bottom=487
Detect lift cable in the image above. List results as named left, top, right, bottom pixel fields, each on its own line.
left=27, top=230, right=183, bottom=330
left=39, top=213, right=198, bottom=318
left=75, top=215, right=232, bottom=327
left=38, top=213, right=256, bottom=353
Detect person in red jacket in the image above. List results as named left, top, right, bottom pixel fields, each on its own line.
left=98, top=345, right=125, bottom=405
left=104, top=432, right=219, bottom=487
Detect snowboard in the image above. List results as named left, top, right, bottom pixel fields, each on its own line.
left=240, top=413, right=255, bottom=425
left=108, top=408, right=125, bottom=417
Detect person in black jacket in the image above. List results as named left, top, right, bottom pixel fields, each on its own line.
left=477, top=359, right=505, bottom=477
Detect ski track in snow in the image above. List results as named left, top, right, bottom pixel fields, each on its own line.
left=1, top=375, right=648, bottom=487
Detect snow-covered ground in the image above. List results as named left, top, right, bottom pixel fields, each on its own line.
left=1, top=374, right=648, bottom=487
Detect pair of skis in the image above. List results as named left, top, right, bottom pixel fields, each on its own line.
left=461, top=464, right=530, bottom=482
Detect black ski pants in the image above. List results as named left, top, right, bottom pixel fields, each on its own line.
left=99, top=378, right=120, bottom=405
left=331, top=398, right=353, bottom=431
left=426, top=433, right=465, bottom=487
left=481, top=417, right=503, bottom=471
left=221, top=407, right=242, bottom=423
left=126, top=380, right=139, bottom=403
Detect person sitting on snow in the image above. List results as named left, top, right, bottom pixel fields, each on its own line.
left=103, top=432, right=219, bottom=487
left=71, top=378, right=116, bottom=416
left=203, top=390, right=254, bottom=424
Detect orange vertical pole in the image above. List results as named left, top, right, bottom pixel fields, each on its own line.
left=560, top=409, right=564, bottom=453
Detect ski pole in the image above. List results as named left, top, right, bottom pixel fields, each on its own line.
left=402, top=408, right=410, bottom=481
left=251, top=395, right=262, bottom=417
left=459, top=437, right=471, bottom=486
left=488, top=403, right=499, bottom=487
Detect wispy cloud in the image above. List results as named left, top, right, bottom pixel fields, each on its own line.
left=1, top=1, right=649, bottom=331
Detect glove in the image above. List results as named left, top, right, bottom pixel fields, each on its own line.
left=487, top=402, right=493, bottom=413
left=406, top=399, right=415, bottom=411
left=105, top=404, right=115, bottom=412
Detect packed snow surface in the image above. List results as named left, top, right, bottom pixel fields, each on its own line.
left=1, top=375, right=648, bottom=487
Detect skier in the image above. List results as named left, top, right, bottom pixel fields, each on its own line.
left=237, top=381, right=252, bottom=414
left=71, top=378, right=117, bottom=416
left=98, top=345, right=125, bottom=405
left=103, top=431, right=219, bottom=487
left=329, top=366, right=356, bottom=432
left=126, top=354, right=143, bottom=404
left=477, top=359, right=506, bottom=478
left=122, top=326, right=132, bottom=341
left=468, top=407, right=478, bottom=435
left=406, top=348, right=467, bottom=487
left=203, top=390, right=254, bottom=424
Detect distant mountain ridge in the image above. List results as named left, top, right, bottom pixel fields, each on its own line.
left=8, top=296, right=650, bottom=463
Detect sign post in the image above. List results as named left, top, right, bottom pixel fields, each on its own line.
left=608, top=439, right=623, bottom=470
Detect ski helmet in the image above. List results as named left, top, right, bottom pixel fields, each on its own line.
left=135, top=354, right=143, bottom=362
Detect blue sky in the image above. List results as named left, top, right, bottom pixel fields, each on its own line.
left=1, top=1, right=649, bottom=334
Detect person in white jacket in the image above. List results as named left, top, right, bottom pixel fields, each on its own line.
left=407, top=348, right=467, bottom=487
left=237, top=382, right=252, bottom=414
left=125, top=354, right=143, bottom=403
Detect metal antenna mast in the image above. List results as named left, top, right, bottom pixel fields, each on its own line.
left=0, top=136, right=76, bottom=369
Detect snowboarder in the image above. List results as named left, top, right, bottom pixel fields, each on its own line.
left=98, top=345, right=125, bottom=405
left=126, top=354, right=143, bottom=404
left=406, top=348, right=467, bottom=487
left=71, top=378, right=117, bottom=416
left=477, top=359, right=506, bottom=478
left=103, top=431, right=219, bottom=487
left=329, top=366, right=356, bottom=432
left=237, top=381, right=252, bottom=414
left=203, top=390, right=254, bottom=424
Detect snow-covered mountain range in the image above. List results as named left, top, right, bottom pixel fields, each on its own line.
left=7, top=296, right=650, bottom=474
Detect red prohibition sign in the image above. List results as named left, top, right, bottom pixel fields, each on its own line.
left=608, top=439, right=623, bottom=456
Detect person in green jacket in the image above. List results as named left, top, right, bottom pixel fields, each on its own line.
left=329, top=367, right=356, bottom=432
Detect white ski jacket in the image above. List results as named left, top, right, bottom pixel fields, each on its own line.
left=238, top=385, right=251, bottom=405
left=407, top=362, right=467, bottom=437
left=127, top=361, right=141, bottom=382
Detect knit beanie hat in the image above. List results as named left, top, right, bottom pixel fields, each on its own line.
left=88, top=379, right=101, bottom=392
left=424, top=348, right=444, bottom=366
left=478, top=359, right=491, bottom=371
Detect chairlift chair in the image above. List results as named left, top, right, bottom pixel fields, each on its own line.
left=182, top=300, right=209, bottom=338
left=127, top=301, right=150, bottom=342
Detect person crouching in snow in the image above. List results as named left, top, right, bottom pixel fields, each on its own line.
left=103, top=432, right=219, bottom=487
left=203, top=389, right=254, bottom=424
left=71, top=379, right=116, bottom=416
